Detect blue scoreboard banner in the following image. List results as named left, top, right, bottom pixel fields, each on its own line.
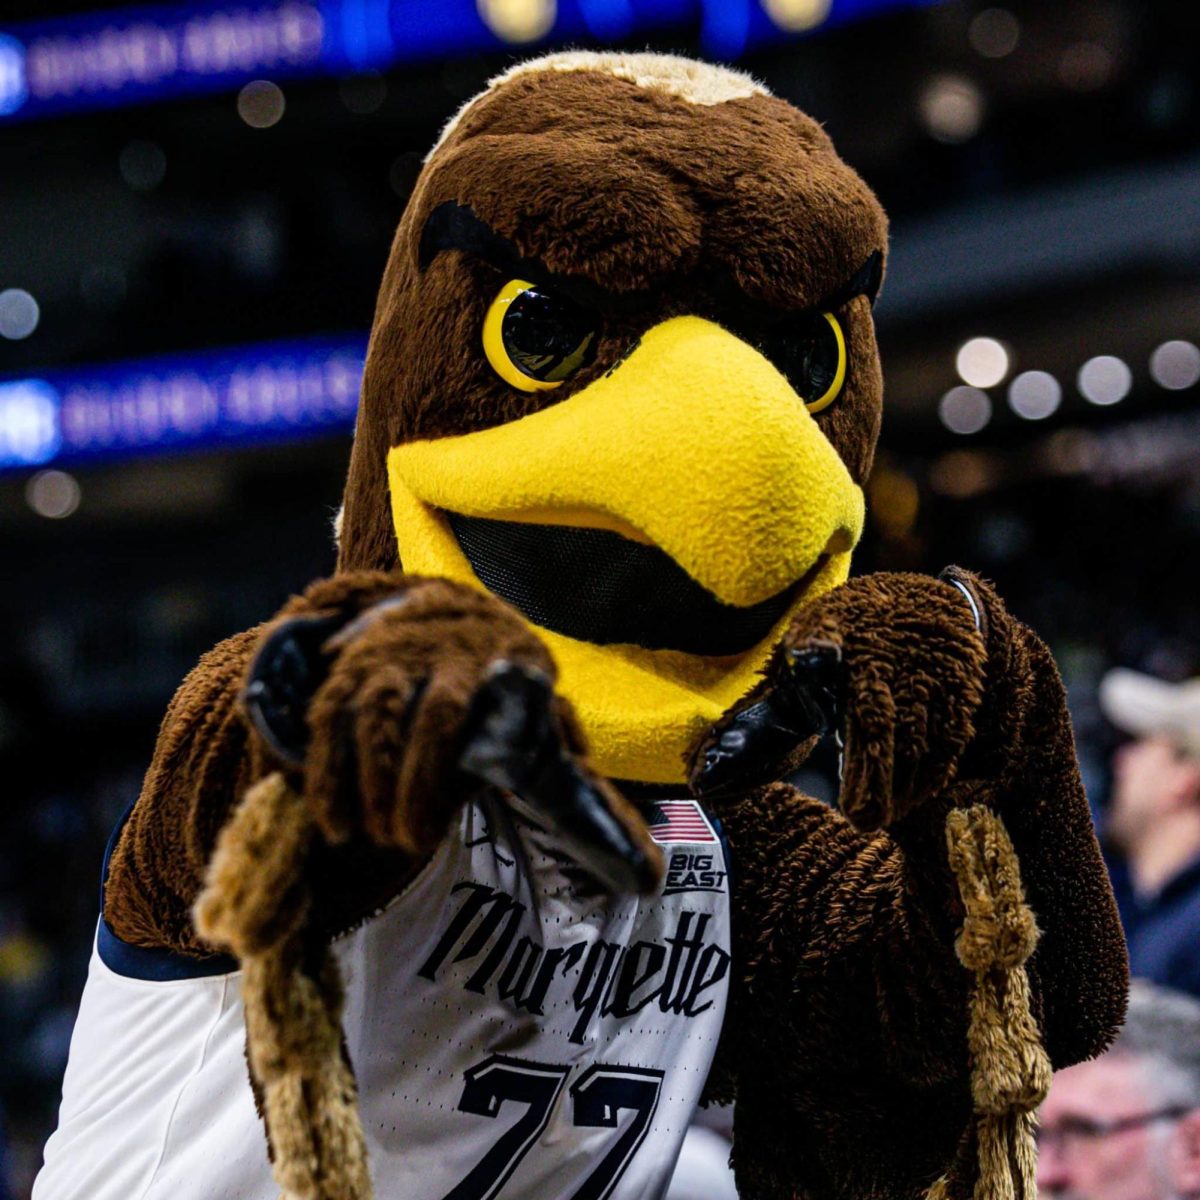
left=0, top=335, right=367, bottom=472
left=0, top=0, right=934, bottom=124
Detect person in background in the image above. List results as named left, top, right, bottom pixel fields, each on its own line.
left=1037, top=980, right=1200, bottom=1200
left=1100, top=669, right=1200, bottom=998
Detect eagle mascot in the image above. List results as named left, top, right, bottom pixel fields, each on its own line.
left=35, top=51, right=1127, bottom=1200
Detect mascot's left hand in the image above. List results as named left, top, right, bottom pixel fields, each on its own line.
left=690, top=565, right=1124, bottom=1200
left=692, top=567, right=1006, bottom=829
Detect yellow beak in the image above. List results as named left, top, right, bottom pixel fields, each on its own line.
left=387, top=315, right=864, bottom=783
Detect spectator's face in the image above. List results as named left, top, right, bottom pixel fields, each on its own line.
left=1108, top=736, right=1197, bottom=850
left=1037, top=1055, right=1174, bottom=1200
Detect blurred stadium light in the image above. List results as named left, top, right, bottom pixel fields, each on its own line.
left=0, top=335, right=365, bottom=471
left=0, top=0, right=939, bottom=124
left=5, top=138, right=1190, bottom=474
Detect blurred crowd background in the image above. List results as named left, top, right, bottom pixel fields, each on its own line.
left=1, top=0, right=1198, bottom=1196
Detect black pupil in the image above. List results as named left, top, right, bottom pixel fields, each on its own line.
left=758, top=313, right=839, bottom=404
left=501, top=286, right=598, bottom=383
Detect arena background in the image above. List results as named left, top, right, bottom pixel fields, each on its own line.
left=0, top=0, right=1197, bottom=1194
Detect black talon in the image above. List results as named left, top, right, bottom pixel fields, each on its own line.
left=244, top=612, right=348, bottom=767
left=459, top=662, right=657, bottom=895
left=457, top=662, right=559, bottom=791
left=691, top=642, right=843, bottom=797
left=780, top=642, right=843, bottom=737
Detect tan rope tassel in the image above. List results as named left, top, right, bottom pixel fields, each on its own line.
left=194, top=772, right=374, bottom=1200
left=926, top=805, right=1051, bottom=1200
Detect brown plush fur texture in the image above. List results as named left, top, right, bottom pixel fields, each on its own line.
left=107, top=571, right=655, bottom=953
left=337, top=68, right=886, bottom=575
left=101, top=61, right=1127, bottom=1200
left=702, top=569, right=1126, bottom=1199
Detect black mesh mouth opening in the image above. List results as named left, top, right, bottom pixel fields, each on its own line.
left=447, top=511, right=809, bottom=656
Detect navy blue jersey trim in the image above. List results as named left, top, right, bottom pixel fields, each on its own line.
left=97, top=804, right=239, bottom=981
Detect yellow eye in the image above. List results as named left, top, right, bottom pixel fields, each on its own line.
left=756, top=311, right=848, bottom=414
left=482, top=279, right=600, bottom=393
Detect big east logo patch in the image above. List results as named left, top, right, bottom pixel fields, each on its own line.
left=663, top=852, right=728, bottom=897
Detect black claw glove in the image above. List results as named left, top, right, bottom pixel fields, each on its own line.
left=459, top=663, right=662, bottom=895
left=244, top=581, right=662, bottom=895
left=688, top=573, right=988, bottom=830
left=244, top=611, right=347, bottom=767
left=691, top=643, right=843, bottom=797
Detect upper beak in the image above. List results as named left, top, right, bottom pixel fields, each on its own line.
left=388, top=315, right=863, bottom=607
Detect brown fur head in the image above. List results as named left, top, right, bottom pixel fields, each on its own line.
left=337, top=53, right=888, bottom=574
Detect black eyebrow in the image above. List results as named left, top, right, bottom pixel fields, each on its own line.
left=418, top=201, right=648, bottom=313
left=708, top=249, right=885, bottom=341
left=419, top=201, right=524, bottom=272
left=419, top=200, right=883, bottom=316
left=822, top=250, right=884, bottom=310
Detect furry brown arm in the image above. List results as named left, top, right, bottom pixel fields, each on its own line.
left=103, top=572, right=421, bottom=955
left=105, top=570, right=657, bottom=955
left=105, top=626, right=266, bottom=954
left=703, top=570, right=1127, bottom=1200
left=713, top=783, right=975, bottom=1199
left=953, top=573, right=1129, bottom=1068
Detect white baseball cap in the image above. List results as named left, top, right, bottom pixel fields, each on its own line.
left=1099, top=668, right=1200, bottom=758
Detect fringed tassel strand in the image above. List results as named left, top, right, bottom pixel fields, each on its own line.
left=195, top=772, right=374, bottom=1200
left=927, top=805, right=1051, bottom=1200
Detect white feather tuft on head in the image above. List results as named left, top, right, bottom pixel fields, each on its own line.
left=429, top=50, right=770, bottom=160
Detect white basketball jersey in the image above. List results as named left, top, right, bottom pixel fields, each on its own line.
left=35, top=791, right=732, bottom=1200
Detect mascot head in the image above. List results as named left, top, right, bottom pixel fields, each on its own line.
left=337, top=51, right=888, bottom=784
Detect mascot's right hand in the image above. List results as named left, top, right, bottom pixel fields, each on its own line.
left=691, top=570, right=990, bottom=832
left=243, top=573, right=662, bottom=895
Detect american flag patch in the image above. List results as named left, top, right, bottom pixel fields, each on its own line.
left=647, top=800, right=716, bottom=844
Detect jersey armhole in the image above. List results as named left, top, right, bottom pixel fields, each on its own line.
left=97, top=804, right=239, bottom=982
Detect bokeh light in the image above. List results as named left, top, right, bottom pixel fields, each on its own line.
left=1077, top=356, right=1132, bottom=406
left=955, top=337, right=1010, bottom=388
left=1149, top=340, right=1200, bottom=391
left=476, top=0, right=556, bottom=42
left=0, top=379, right=60, bottom=466
left=764, top=0, right=834, bottom=34
left=237, top=80, right=285, bottom=128
left=0, top=287, right=39, bottom=339
left=968, top=8, right=1020, bottom=59
left=1008, top=370, right=1062, bottom=420
left=939, top=385, right=992, bottom=435
left=25, top=470, right=81, bottom=519
left=918, top=74, right=985, bottom=143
